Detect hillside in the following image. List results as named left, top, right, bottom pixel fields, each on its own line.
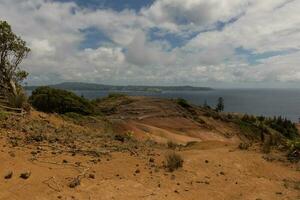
left=25, top=82, right=213, bottom=92
left=0, top=96, right=299, bottom=200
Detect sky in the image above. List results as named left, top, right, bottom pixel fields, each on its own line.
left=0, top=0, right=300, bottom=88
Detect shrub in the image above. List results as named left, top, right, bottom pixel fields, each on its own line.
left=29, top=87, right=94, bottom=115
left=114, top=131, right=133, bottom=142
left=265, top=116, right=298, bottom=139
left=107, top=93, right=127, bottom=99
left=176, top=98, right=190, bottom=108
left=167, top=140, right=178, bottom=149
left=165, top=152, right=183, bottom=172
left=287, top=139, right=300, bottom=152
left=7, top=91, right=28, bottom=108
left=286, top=139, right=300, bottom=163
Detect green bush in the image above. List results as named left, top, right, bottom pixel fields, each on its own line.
left=107, top=93, right=127, bottom=99
left=264, top=116, right=298, bottom=139
left=29, top=87, right=94, bottom=115
left=176, top=98, right=190, bottom=108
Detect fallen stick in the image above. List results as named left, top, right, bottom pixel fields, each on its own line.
left=42, top=176, right=61, bottom=192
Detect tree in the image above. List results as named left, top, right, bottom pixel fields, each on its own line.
left=0, top=20, right=30, bottom=96
left=216, top=97, right=224, bottom=112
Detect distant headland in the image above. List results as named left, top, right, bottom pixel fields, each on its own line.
left=25, top=82, right=213, bottom=92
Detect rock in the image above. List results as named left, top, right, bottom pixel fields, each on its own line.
left=205, top=160, right=209, bottom=163
left=20, top=171, right=31, bottom=179
left=135, top=169, right=140, bottom=174
left=220, top=171, right=225, bottom=175
left=89, top=174, right=95, bottom=179
left=4, top=171, right=13, bottom=179
left=149, top=158, right=155, bottom=163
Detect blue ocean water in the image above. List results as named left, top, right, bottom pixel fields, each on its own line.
left=27, top=89, right=300, bottom=122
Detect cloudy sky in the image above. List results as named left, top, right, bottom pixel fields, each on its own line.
left=0, top=0, right=299, bottom=88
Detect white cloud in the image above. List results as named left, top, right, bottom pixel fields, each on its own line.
left=125, top=31, right=175, bottom=66
left=0, top=0, right=299, bottom=87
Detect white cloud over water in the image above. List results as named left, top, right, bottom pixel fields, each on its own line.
left=0, top=0, right=299, bottom=87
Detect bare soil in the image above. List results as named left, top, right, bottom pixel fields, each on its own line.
left=0, top=96, right=299, bottom=200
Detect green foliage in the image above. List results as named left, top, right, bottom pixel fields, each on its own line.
left=165, top=152, right=184, bottom=172
left=286, top=139, right=300, bottom=162
left=237, top=120, right=262, bottom=140
left=242, top=114, right=257, bottom=123
left=287, top=139, right=300, bottom=152
left=176, top=98, right=190, bottom=108
left=264, top=116, right=298, bottom=139
left=29, top=87, right=94, bottom=115
left=215, top=97, right=224, bottom=112
left=0, top=21, right=30, bottom=95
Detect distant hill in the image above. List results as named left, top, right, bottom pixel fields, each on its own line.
left=25, top=82, right=213, bottom=92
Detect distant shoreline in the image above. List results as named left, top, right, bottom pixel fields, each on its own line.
left=25, top=82, right=213, bottom=92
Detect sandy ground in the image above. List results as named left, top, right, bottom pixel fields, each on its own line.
left=0, top=137, right=299, bottom=200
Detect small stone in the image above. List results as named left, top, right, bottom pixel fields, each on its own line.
left=135, top=169, right=140, bottom=174
left=89, top=174, right=95, bottom=179
left=20, top=171, right=31, bottom=179
left=149, top=158, right=155, bottom=163
left=205, top=160, right=209, bottom=163
left=62, top=159, right=68, bottom=163
left=220, top=171, right=225, bottom=175
left=4, top=171, right=13, bottom=179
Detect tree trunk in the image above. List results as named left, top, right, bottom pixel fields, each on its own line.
left=9, top=79, right=17, bottom=96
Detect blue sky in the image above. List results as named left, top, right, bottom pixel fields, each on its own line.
left=55, top=0, right=155, bottom=11
left=0, top=0, right=299, bottom=88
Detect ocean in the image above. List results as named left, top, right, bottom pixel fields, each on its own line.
left=27, top=88, right=300, bottom=122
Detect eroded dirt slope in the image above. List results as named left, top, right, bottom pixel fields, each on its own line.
left=97, top=96, right=241, bottom=144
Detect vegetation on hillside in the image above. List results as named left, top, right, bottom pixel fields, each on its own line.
left=29, top=86, right=94, bottom=115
